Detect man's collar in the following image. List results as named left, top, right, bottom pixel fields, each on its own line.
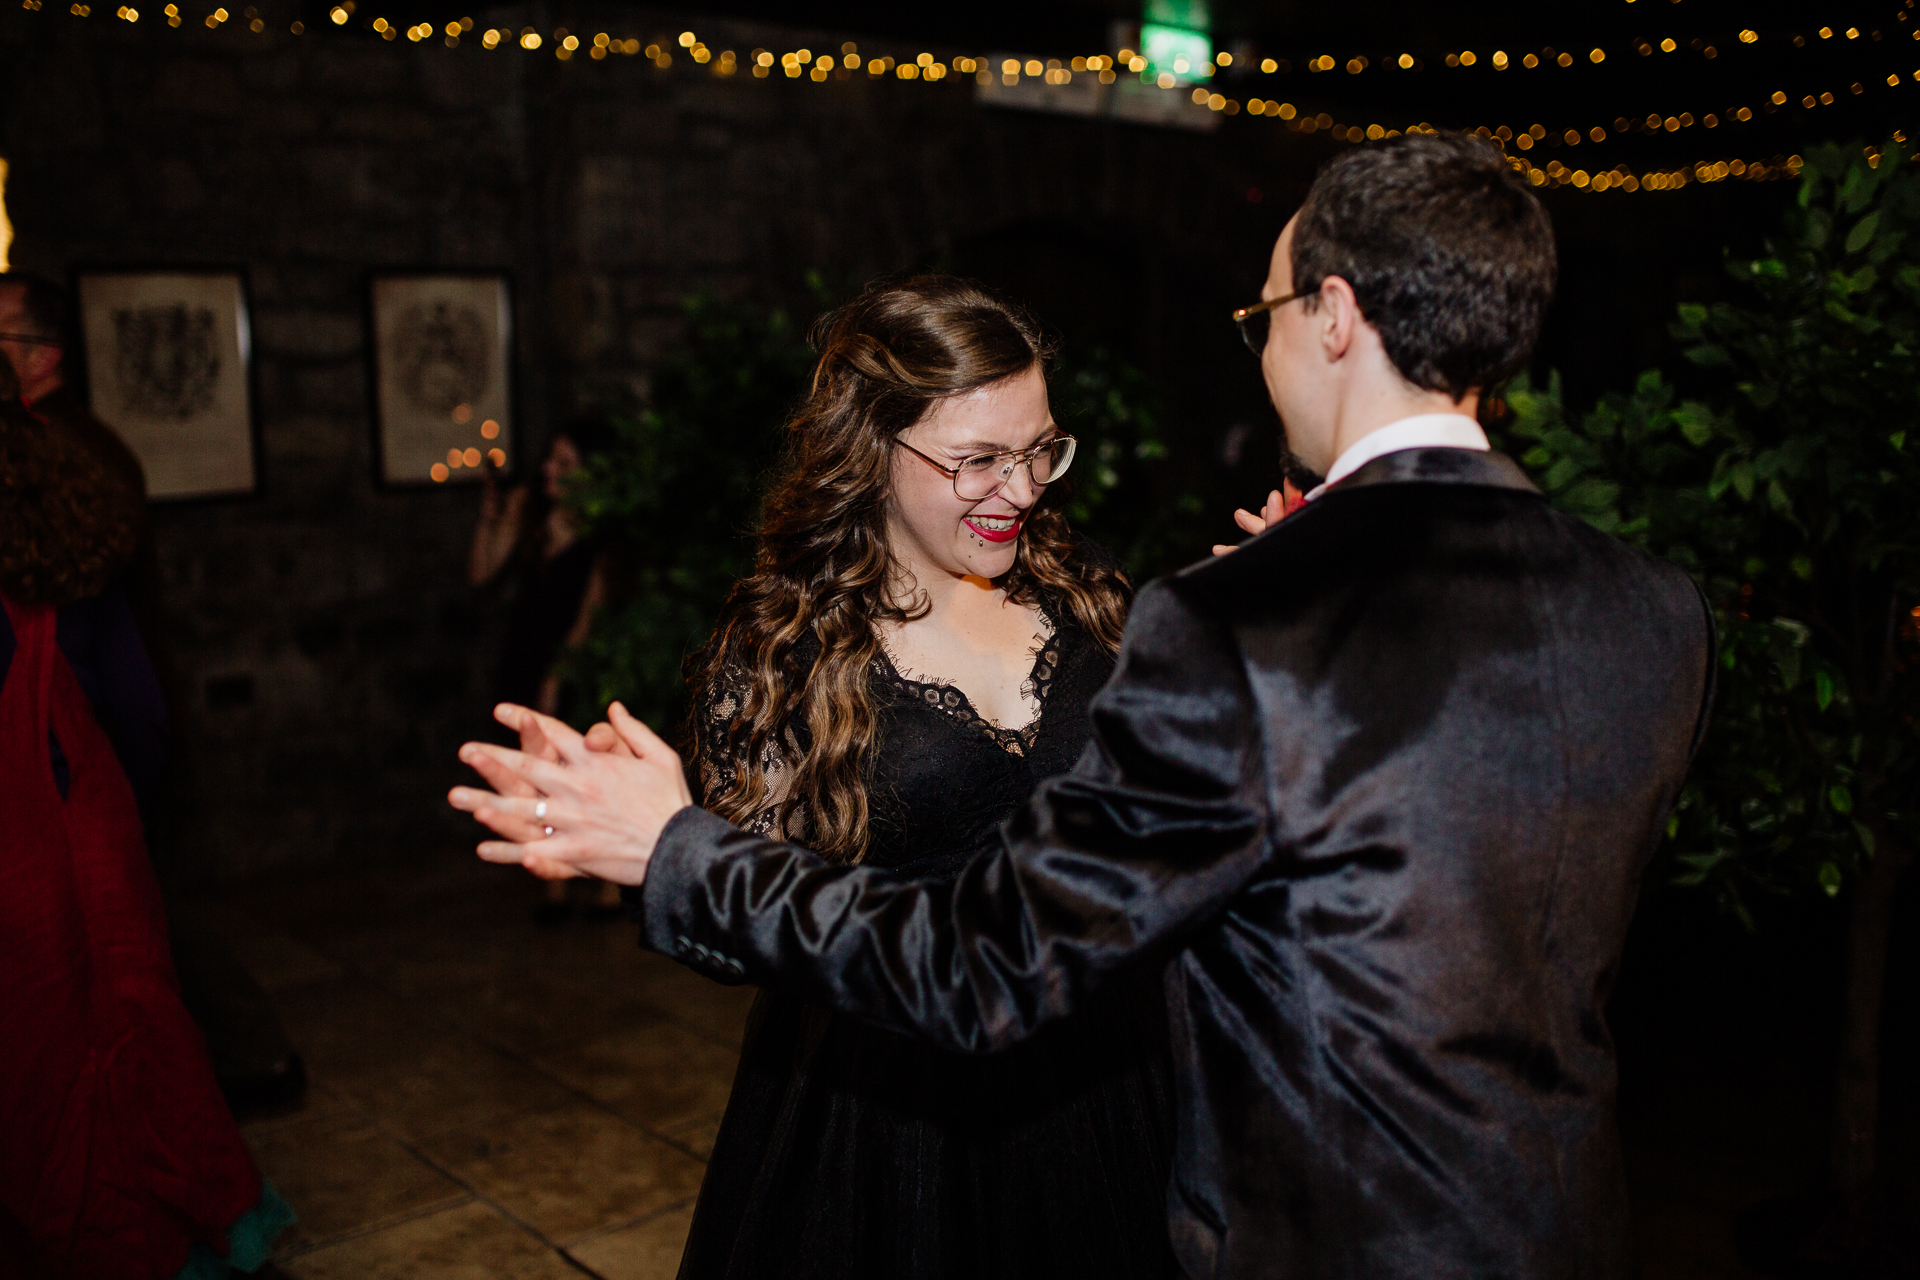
left=1331, top=445, right=1538, bottom=495
left=1303, top=413, right=1489, bottom=501
left=1176, top=446, right=1540, bottom=598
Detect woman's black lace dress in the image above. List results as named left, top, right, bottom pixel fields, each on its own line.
left=677, top=604, right=1177, bottom=1280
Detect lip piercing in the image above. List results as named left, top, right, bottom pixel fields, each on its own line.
left=534, top=800, right=547, bottom=819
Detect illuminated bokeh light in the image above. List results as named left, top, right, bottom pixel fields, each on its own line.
left=1, top=9, right=1886, bottom=198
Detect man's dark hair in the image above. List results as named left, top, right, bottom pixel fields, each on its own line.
left=1291, top=132, right=1555, bottom=400
left=0, top=272, right=73, bottom=349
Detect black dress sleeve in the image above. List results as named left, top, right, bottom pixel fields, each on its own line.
left=639, top=578, right=1268, bottom=1052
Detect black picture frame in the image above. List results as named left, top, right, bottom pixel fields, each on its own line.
left=69, top=264, right=263, bottom=503
left=365, top=269, right=517, bottom=490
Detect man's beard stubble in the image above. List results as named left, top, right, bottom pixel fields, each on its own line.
left=1278, top=430, right=1324, bottom=493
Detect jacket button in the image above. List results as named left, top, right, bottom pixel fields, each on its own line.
left=674, top=934, right=692, bottom=954
left=724, top=958, right=745, bottom=977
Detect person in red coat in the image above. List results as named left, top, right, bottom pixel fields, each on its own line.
left=0, top=360, right=291, bottom=1278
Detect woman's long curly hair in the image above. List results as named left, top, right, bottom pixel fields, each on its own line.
left=690, top=276, right=1131, bottom=862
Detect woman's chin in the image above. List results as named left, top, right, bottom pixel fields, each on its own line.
left=956, top=541, right=1020, bottom=579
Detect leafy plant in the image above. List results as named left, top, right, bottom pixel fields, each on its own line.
left=561, top=293, right=813, bottom=735
left=1049, top=344, right=1207, bottom=581
left=1500, top=139, right=1919, bottom=1201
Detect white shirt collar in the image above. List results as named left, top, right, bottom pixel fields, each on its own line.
left=1303, top=413, right=1490, bottom=501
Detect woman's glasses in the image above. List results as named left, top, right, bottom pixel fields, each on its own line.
left=1231, top=289, right=1312, bottom=355
left=895, top=435, right=1077, bottom=501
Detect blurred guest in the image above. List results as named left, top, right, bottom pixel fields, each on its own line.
left=0, top=271, right=150, bottom=612
left=0, top=274, right=142, bottom=496
left=0, top=270, right=306, bottom=1116
left=469, top=415, right=621, bottom=916
left=0, top=358, right=292, bottom=1277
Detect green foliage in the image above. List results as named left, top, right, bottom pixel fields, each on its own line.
left=560, top=293, right=813, bottom=734
left=1049, top=345, right=1207, bottom=580
left=1503, top=140, right=1920, bottom=920
left=560, top=291, right=1183, bottom=736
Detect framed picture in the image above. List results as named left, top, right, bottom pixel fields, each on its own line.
left=368, top=273, right=514, bottom=487
left=75, top=270, right=258, bottom=501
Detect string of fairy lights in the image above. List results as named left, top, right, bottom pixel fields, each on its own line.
left=10, top=0, right=1919, bottom=195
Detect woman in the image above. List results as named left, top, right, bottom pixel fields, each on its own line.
left=674, top=277, right=1175, bottom=1279
left=469, top=414, right=616, bottom=720
left=470, top=415, right=623, bottom=916
left=0, top=360, right=291, bottom=1276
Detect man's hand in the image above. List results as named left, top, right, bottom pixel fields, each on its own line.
left=583, top=720, right=634, bottom=756
left=1211, top=479, right=1305, bottom=556
left=448, top=702, right=693, bottom=886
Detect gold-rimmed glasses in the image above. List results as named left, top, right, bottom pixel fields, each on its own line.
left=894, top=434, right=1077, bottom=501
left=1232, top=289, right=1313, bottom=355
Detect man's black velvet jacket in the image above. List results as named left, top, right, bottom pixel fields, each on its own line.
left=640, top=449, right=1715, bottom=1280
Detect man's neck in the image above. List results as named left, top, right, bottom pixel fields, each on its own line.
left=1323, top=387, right=1478, bottom=470
left=21, top=372, right=66, bottom=404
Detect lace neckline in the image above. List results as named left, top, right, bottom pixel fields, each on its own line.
left=874, top=609, right=1061, bottom=758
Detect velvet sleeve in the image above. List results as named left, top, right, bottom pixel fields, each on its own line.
left=638, top=577, right=1269, bottom=1052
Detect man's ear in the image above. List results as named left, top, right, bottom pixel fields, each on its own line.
left=1315, top=275, right=1361, bottom=363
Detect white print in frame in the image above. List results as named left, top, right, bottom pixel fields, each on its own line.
left=77, top=271, right=256, bottom=500
left=371, top=274, right=513, bottom=486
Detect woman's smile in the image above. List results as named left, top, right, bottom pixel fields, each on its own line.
left=963, top=513, right=1022, bottom=543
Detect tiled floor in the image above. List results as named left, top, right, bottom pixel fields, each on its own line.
left=188, top=844, right=1879, bottom=1279
left=194, top=852, right=755, bottom=1279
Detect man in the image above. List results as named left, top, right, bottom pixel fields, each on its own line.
left=453, top=133, right=1715, bottom=1278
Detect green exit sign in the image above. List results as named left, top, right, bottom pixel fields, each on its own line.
left=1140, top=0, right=1211, bottom=85
left=1140, top=23, right=1212, bottom=84
left=1144, top=0, right=1209, bottom=26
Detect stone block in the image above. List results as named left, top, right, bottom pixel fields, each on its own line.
left=152, top=59, right=248, bottom=116
left=289, top=360, right=371, bottom=414
left=238, top=44, right=306, bottom=94
left=308, top=42, right=409, bottom=96
left=254, top=309, right=365, bottom=359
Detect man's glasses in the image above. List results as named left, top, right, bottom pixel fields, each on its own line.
left=1231, top=289, right=1312, bottom=355
left=895, top=435, right=1077, bottom=501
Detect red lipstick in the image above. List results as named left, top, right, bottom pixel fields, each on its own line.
left=963, top=516, right=1022, bottom=543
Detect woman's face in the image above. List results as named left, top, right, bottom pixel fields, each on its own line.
left=886, top=365, right=1057, bottom=585
left=543, top=435, right=583, bottom=500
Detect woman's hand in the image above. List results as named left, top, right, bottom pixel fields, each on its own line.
left=1211, top=479, right=1306, bottom=556
left=469, top=486, right=529, bottom=587
left=448, top=702, right=692, bottom=886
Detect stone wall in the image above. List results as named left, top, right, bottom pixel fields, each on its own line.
left=0, top=4, right=1298, bottom=879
